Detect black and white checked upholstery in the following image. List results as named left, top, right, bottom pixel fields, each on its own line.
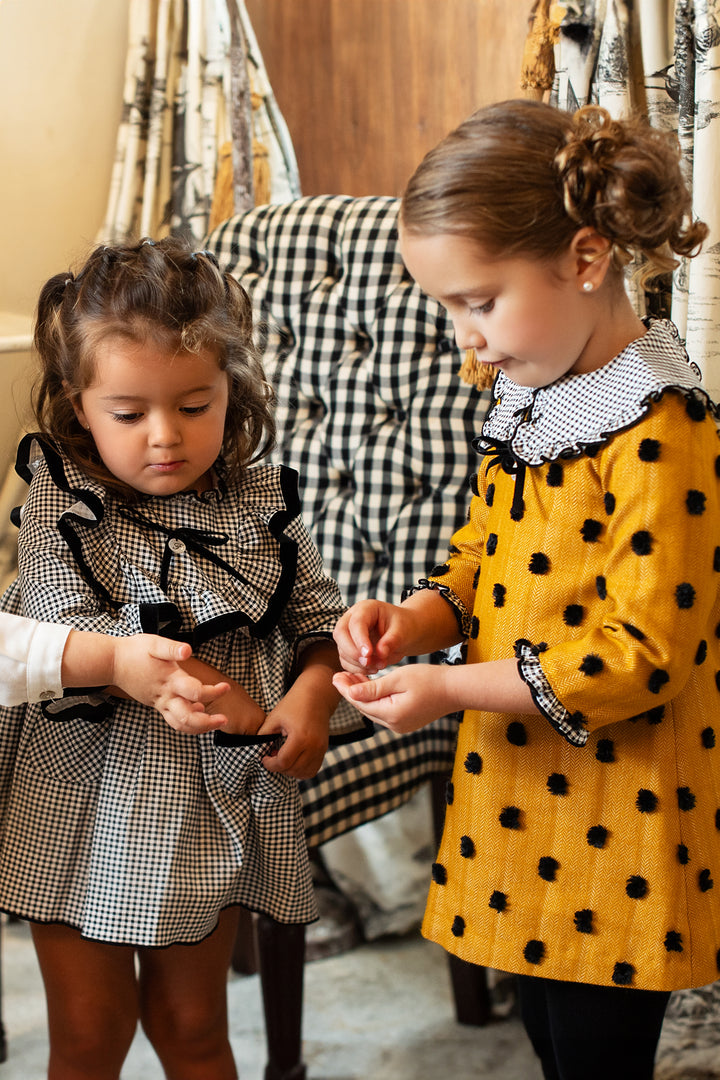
left=205, top=195, right=491, bottom=847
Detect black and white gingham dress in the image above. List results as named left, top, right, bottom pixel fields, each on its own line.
left=0, top=436, right=354, bottom=946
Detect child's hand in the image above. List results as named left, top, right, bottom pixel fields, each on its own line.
left=332, top=664, right=452, bottom=733
left=110, top=637, right=231, bottom=734
left=258, top=639, right=337, bottom=778
left=257, top=707, right=329, bottom=779
left=333, top=600, right=415, bottom=674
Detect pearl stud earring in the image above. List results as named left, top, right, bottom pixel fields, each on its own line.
left=583, top=281, right=594, bottom=292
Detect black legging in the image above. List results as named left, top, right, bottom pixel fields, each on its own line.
left=516, top=974, right=671, bottom=1080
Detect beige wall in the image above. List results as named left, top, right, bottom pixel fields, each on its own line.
left=0, top=0, right=128, bottom=456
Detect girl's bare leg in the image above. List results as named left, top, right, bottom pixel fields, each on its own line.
left=30, top=922, right=139, bottom=1080
left=137, top=907, right=240, bottom=1080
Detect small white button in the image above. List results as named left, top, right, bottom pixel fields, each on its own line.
left=168, top=538, right=186, bottom=554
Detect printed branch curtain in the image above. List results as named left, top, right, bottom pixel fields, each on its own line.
left=543, top=0, right=720, bottom=401
left=0, top=0, right=299, bottom=588
left=98, top=0, right=300, bottom=247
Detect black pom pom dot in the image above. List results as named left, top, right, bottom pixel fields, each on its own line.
left=574, top=909, right=594, bottom=934
left=596, top=575, right=607, bottom=600
left=638, top=438, right=661, bottom=462
left=623, top=623, right=646, bottom=641
left=506, top=721, right=527, bottom=746
left=472, top=566, right=481, bottom=590
left=715, top=808, right=720, bottom=831
left=648, top=669, right=670, bottom=694
left=686, top=490, right=706, bottom=516
left=523, top=940, right=545, bottom=965
left=587, top=825, right=608, bottom=849
left=677, top=844, right=690, bottom=865
left=581, top=519, right=603, bottom=543
left=714, top=549, right=720, bottom=573
left=451, top=915, right=465, bottom=937
left=696, top=640, right=708, bottom=665
left=636, top=789, right=658, bottom=813
left=631, top=531, right=653, bottom=555
left=604, top=492, right=616, bottom=515
left=596, top=739, right=615, bottom=763
left=445, top=781, right=454, bottom=806
left=677, top=787, right=696, bottom=811
left=676, top=583, right=696, bottom=609
left=701, top=727, right=716, bottom=749
left=464, top=751, right=483, bottom=774
left=563, top=604, right=584, bottom=627
left=431, top=862, right=447, bottom=885
left=538, top=856, right=560, bottom=882
left=626, top=875, right=649, bottom=899
left=489, top=891, right=507, bottom=912
left=699, top=869, right=714, bottom=892
left=486, top=533, right=498, bottom=556
left=485, top=482, right=495, bottom=506
left=546, top=462, right=563, bottom=487
left=664, top=930, right=683, bottom=952
left=547, top=773, right=568, bottom=796
left=493, top=584, right=506, bottom=607
left=460, top=835, right=476, bottom=858
left=647, top=705, right=665, bottom=725
left=470, top=615, right=480, bottom=639
left=686, top=396, right=707, bottom=422
left=528, top=552, right=550, bottom=575
left=470, top=473, right=480, bottom=497
left=430, top=563, right=450, bottom=577
left=579, top=654, right=604, bottom=676
left=612, top=962, right=635, bottom=986
left=499, top=806, right=521, bottom=830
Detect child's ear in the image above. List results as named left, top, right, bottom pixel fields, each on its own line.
left=570, top=227, right=613, bottom=292
left=63, top=380, right=89, bottom=430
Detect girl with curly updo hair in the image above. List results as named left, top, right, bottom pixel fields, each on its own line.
left=332, top=100, right=718, bottom=1079
left=0, top=236, right=351, bottom=1079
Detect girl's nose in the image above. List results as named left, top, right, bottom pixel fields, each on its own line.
left=148, top=413, right=181, bottom=446
left=453, top=315, right=486, bottom=353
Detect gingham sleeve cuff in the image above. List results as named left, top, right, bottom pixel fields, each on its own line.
left=403, top=578, right=471, bottom=638
left=515, top=640, right=588, bottom=747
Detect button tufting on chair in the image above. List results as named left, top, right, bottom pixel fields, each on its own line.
left=205, top=194, right=493, bottom=1080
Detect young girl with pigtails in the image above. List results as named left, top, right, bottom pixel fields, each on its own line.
left=0, top=237, right=356, bottom=1079
left=333, top=99, right=720, bottom=1079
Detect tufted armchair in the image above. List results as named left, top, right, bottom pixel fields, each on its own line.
left=205, top=195, right=492, bottom=1080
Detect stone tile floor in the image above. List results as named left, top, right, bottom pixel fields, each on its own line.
left=0, top=917, right=542, bottom=1079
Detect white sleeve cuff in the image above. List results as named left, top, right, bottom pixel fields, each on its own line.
left=24, top=620, right=73, bottom=705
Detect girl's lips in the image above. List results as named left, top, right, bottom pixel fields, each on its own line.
left=149, top=461, right=185, bottom=472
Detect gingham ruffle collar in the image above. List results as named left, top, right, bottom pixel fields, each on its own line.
left=12, top=433, right=301, bottom=644
left=476, top=320, right=717, bottom=467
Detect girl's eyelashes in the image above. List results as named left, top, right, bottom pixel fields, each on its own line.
left=111, top=412, right=142, bottom=424
left=108, top=403, right=212, bottom=424
left=470, top=299, right=494, bottom=315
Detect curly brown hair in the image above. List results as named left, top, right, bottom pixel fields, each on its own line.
left=32, top=237, right=275, bottom=498
left=400, top=99, right=707, bottom=285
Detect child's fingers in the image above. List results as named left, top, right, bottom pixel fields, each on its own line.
left=195, top=681, right=231, bottom=706
left=149, top=637, right=193, bottom=663
left=162, top=699, right=229, bottom=734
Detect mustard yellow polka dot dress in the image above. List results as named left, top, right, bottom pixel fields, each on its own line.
left=421, top=321, right=720, bottom=992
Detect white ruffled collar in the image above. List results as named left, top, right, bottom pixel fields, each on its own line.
left=477, top=320, right=715, bottom=466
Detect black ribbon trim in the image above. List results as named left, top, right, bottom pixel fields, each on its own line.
left=473, top=435, right=526, bottom=522
left=13, top=433, right=301, bottom=646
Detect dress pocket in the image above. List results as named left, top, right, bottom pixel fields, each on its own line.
left=25, top=708, right=111, bottom=786
left=212, top=733, right=284, bottom=800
